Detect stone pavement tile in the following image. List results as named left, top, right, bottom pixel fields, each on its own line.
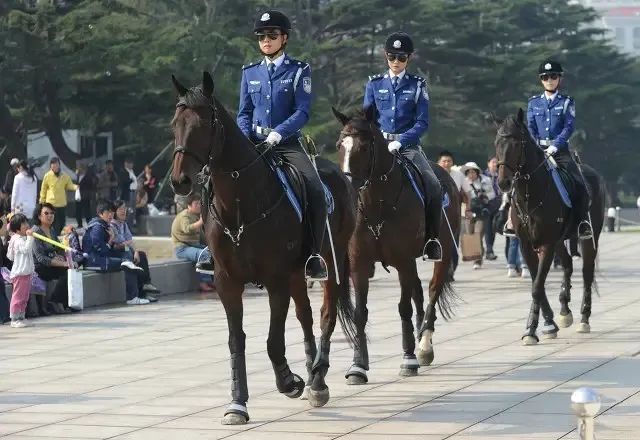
left=154, top=415, right=257, bottom=431
left=337, top=435, right=446, bottom=440
left=12, top=424, right=137, bottom=439
left=219, top=432, right=337, bottom=440
left=0, top=412, right=78, bottom=424
left=452, top=412, right=573, bottom=438
left=109, top=427, right=238, bottom=439
left=58, top=414, right=173, bottom=428
left=8, top=382, right=109, bottom=394
left=0, top=424, right=39, bottom=436
left=350, top=410, right=497, bottom=435
left=103, top=404, right=203, bottom=417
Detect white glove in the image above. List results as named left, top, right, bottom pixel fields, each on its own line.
left=388, top=140, right=402, bottom=153
left=544, top=145, right=558, bottom=156
left=265, top=131, right=282, bottom=146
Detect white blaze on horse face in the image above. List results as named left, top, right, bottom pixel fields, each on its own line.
left=341, top=136, right=354, bottom=174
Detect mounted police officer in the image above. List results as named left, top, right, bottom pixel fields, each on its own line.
left=526, top=59, right=592, bottom=240
left=363, top=32, right=443, bottom=261
left=237, top=10, right=329, bottom=280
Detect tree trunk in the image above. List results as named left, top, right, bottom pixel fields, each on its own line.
left=0, top=94, right=26, bottom=159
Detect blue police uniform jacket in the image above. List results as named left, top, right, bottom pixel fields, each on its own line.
left=237, top=54, right=312, bottom=143
left=526, top=93, right=576, bottom=150
left=363, top=71, right=429, bottom=147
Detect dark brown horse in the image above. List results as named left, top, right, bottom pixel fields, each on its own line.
left=332, top=107, right=460, bottom=382
left=494, top=110, right=604, bottom=345
left=169, top=72, right=357, bottom=424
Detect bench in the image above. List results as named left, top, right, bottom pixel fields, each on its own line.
left=3, top=260, right=202, bottom=309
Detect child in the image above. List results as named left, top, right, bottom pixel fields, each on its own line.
left=7, top=213, right=35, bottom=328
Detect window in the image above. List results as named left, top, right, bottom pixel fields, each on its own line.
left=614, top=27, right=626, bottom=48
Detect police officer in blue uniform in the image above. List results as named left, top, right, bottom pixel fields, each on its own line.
left=237, top=10, right=328, bottom=280
left=363, top=32, right=442, bottom=261
left=526, top=59, right=592, bottom=240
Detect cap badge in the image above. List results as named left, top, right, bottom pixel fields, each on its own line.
left=261, top=13, right=270, bottom=21
left=393, top=40, right=402, bottom=49
left=545, top=63, right=552, bottom=70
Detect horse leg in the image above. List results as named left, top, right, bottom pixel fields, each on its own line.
left=556, top=242, right=574, bottom=328
left=519, top=236, right=542, bottom=345
left=289, top=272, right=316, bottom=400
left=266, top=285, right=306, bottom=400
left=536, top=244, right=559, bottom=340
left=397, top=263, right=419, bottom=376
left=412, top=276, right=425, bottom=340
left=345, top=258, right=370, bottom=385
left=578, top=238, right=597, bottom=333
left=219, top=279, right=250, bottom=425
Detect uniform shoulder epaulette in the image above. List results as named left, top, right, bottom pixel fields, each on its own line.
left=564, top=94, right=572, bottom=101
left=285, top=57, right=309, bottom=69
left=408, top=73, right=426, bottom=83
left=368, top=73, right=384, bottom=81
left=529, top=94, right=539, bottom=100
left=242, top=60, right=261, bottom=70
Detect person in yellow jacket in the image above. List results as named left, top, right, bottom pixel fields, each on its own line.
left=39, top=157, right=77, bottom=235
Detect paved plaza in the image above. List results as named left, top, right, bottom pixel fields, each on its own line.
left=0, top=232, right=639, bottom=439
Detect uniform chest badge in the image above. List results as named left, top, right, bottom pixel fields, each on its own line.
left=402, top=89, right=414, bottom=94
left=378, top=89, right=389, bottom=93
left=249, top=80, right=261, bottom=85
left=303, top=77, right=312, bottom=93
left=281, top=78, right=292, bottom=84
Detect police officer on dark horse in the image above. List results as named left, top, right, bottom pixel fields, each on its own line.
left=364, top=32, right=443, bottom=261
left=504, top=60, right=593, bottom=241
left=238, top=10, right=329, bottom=281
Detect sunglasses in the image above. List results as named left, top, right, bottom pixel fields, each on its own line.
left=540, top=73, right=560, bottom=81
left=386, top=53, right=409, bottom=63
left=256, top=32, right=282, bottom=41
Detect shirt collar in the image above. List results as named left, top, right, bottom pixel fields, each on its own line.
left=543, top=91, right=558, bottom=101
left=388, top=69, right=406, bottom=80
left=265, top=53, right=286, bottom=69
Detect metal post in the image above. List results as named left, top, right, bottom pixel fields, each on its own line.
left=571, top=387, right=601, bottom=440
left=615, top=206, right=621, bottom=232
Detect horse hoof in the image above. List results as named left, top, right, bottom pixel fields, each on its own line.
left=308, top=387, right=330, bottom=408
left=299, top=385, right=310, bottom=400
left=557, top=312, right=573, bottom=328
left=282, top=377, right=305, bottom=399
left=417, top=348, right=434, bottom=366
left=522, top=335, right=539, bottom=346
left=346, top=374, right=367, bottom=385
left=576, top=323, right=591, bottom=333
left=542, top=331, right=558, bottom=340
left=399, top=367, right=419, bottom=377
left=221, top=413, right=248, bottom=425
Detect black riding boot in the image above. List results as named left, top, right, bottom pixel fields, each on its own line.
left=401, top=146, right=443, bottom=261
left=276, top=140, right=329, bottom=280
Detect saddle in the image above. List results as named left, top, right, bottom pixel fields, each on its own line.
left=398, top=157, right=449, bottom=209
left=265, top=152, right=334, bottom=224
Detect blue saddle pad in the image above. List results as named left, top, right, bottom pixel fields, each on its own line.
left=269, top=158, right=334, bottom=223
left=401, top=162, right=426, bottom=207
left=544, top=159, right=572, bottom=208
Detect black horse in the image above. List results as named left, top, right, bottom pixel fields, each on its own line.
left=494, top=110, right=604, bottom=345
left=333, top=107, right=460, bottom=381
left=170, top=72, right=357, bottom=424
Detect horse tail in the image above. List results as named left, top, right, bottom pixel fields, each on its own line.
left=437, top=271, right=459, bottom=321
left=336, top=253, right=357, bottom=348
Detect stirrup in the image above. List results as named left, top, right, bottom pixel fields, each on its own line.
left=305, top=254, right=329, bottom=281
left=578, top=220, right=593, bottom=241
left=422, top=239, right=442, bottom=262
left=195, top=261, right=215, bottom=275
left=503, top=225, right=516, bottom=238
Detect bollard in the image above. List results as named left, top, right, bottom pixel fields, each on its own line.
left=607, top=207, right=616, bottom=232
left=571, top=387, right=601, bottom=440
left=615, top=206, right=621, bottom=232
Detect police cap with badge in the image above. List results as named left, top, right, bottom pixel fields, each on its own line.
left=538, top=59, right=563, bottom=76
left=385, top=32, right=414, bottom=54
left=254, top=10, right=291, bottom=34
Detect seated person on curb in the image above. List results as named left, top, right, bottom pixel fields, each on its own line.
left=171, top=194, right=214, bottom=293
left=82, top=200, right=150, bottom=305
left=111, top=200, right=159, bottom=301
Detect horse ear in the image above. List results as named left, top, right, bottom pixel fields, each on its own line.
left=171, top=75, right=188, bottom=96
left=364, top=105, right=376, bottom=122
left=202, top=71, right=214, bottom=97
left=516, top=108, right=525, bottom=124
left=331, top=106, right=350, bottom=126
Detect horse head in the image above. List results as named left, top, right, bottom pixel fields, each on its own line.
left=493, top=108, right=533, bottom=192
left=170, top=71, right=220, bottom=196
left=332, top=106, right=387, bottom=184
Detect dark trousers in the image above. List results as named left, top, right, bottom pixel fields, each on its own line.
left=274, top=139, right=327, bottom=254
left=36, top=265, right=68, bottom=307
left=401, top=145, right=442, bottom=239
left=53, top=206, right=67, bottom=236
left=75, top=200, right=92, bottom=227
left=554, top=150, right=589, bottom=223
left=113, top=249, right=152, bottom=292
left=484, top=210, right=497, bottom=254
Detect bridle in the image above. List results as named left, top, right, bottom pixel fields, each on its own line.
left=339, top=123, right=405, bottom=240
left=172, top=96, right=283, bottom=246
left=496, top=123, right=552, bottom=224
